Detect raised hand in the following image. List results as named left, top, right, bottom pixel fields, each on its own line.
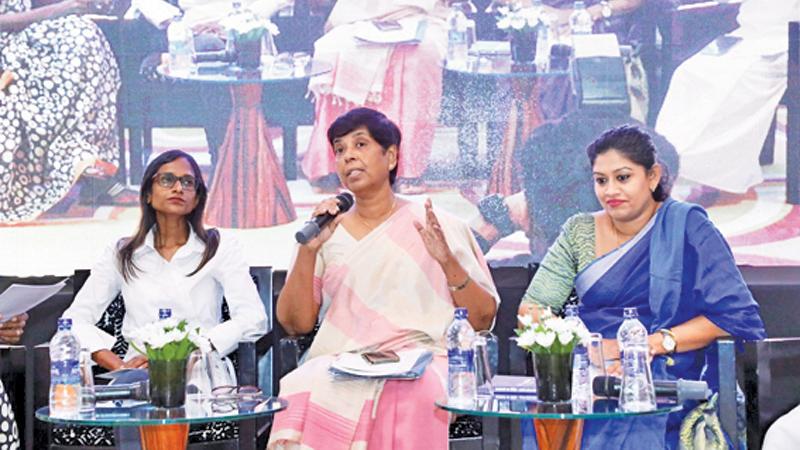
left=414, top=198, right=454, bottom=266
left=0, top=313, right=27, bottom=344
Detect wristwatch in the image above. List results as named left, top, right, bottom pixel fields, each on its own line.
left=600, top=0, right=613, bottom=19
left=659, top=329, right=677, bottom=354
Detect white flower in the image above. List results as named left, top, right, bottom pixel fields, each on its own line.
left=497, top=16, right=511, bottom=30
left=517, top=314, right=534, bottom=328
left=557, top=331, right=574, bottom=346
left=535, top=331, right=556, bottom=348
left=517, top=329, right=537, bottom=348
left=510, top=16, right=526, bottom=30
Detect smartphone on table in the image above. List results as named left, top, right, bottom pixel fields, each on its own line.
left=373, top=20, right=403, bottom=32
left=361, top=350, right=400, bottom=365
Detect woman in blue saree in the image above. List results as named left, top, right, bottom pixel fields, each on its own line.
left=518, top=125, right=766, bottom=449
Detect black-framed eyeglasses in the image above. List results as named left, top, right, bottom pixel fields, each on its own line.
left=211, top=385, right=262, bottom=399
left=153, top=172, right=197, bottom=191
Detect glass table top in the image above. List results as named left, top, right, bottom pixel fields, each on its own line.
left=436, top=397, right=682, bottom=420
left=157, top=58, right=332, bottom=84
left=36, top=396, right=287, bottom=427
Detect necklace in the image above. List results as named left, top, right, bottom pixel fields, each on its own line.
left=356, top=197, right=397, bottom=231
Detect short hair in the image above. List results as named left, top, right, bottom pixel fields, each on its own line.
left=327, top=107, right=401, bottom=185
left=586, top=125, right=672, bottom=201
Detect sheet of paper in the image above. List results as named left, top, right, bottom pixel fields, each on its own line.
left=330, top=349, right=429, bottom=377
left=0, top=279, right=67, bottom=320
left=572, top=33, right=621, bottom=58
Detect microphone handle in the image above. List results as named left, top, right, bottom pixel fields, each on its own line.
left=295, top=220, right=322, bottom=245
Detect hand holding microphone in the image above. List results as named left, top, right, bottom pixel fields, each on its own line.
left=295, top=192, right=354, bottom=247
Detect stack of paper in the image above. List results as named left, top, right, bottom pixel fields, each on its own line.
left=479, top=375, right=538, bottom=399
left=329, top=349, right=432, bottom=380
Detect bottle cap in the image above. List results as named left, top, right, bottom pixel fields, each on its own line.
left=454, top=307, right=468, bottom=319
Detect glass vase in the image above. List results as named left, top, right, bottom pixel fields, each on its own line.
left=149, top=358, right=188, bottom=408
left=236, top=37, right=262, bottom=69
left=531, top=351, right=573, bottom=403
left=510, top=31, right=537, bottom=64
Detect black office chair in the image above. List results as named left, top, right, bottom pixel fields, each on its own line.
left=33, top=267, right=273, bottom=450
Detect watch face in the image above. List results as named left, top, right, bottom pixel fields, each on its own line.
left=662, top=334, right=676, bottom=352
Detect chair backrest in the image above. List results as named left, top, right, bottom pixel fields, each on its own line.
left=739, top=338, right=800, bottom=449
left=71, top=267, right=273, bottom=386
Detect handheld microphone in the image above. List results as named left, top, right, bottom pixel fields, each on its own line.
left=592, top=376, right=710, bottom=404
left=295, top=192, right=354, bottom=245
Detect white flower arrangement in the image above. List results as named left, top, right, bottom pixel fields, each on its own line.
left=496, top=6, right=544, bottom=34
left=221, top=8, right=280, bottom=42
left=515, top=308, right=589, bottom=354
left=129, top=318, right=210, bottom=361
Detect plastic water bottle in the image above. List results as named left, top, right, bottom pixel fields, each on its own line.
left=447, top=308, right=476, bottom=407
left=565, top=305, right=591, bottom=412
left=569, top=1, right=593, bottom=35
left=616, top=307, right=656, bottom=412
left=159, top=308, right=172, bottom=320
left=167, top=15, right=196, bottom=75
left=50, top=318, right=82, bottom=418
left=446, top=4, right=469, bottom=69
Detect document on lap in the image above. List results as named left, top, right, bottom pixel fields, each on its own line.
left=0, top=279, right=67, bottom=321
left=353, top=18, right=427, bottom=45
left=329, top=348, right=433, bottom=380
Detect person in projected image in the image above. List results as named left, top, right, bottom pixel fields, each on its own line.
left=0, top=0, right=127, bottom=223
left=269, top=107, right=499, bottom=450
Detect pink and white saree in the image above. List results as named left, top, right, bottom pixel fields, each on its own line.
left=268, top=202, right=499, bottom=450
left=300, top=0, right=448, bottom=183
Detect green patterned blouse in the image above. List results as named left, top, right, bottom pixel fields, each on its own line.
left=522, top=213, right=596, bottom=310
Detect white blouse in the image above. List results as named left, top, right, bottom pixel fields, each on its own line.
left=64, top=228, right=268, bottom=359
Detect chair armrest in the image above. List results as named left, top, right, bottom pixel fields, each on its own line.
left=278, top=336, right=306, bottom=379
left=235, top=340, right=258, bottom=387
left=716, top=337, right=738, bottom=442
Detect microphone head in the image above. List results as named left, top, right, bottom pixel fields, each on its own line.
left=592, top=376, right=621, bottom=397
left=336, top=192, right=355, bottom=212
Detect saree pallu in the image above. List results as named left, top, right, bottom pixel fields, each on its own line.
left=268, top=203, right=499, bottom=450
left=525, top=200, right=765, bottom=449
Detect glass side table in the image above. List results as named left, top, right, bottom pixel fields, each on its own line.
left=37, top=396, right=287, bottom=450
left=157, top=59, right=332, bottom=228
left=437, top=397, right=681, bottom=450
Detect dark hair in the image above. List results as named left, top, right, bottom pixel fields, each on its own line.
left=585, top=125, right=672, bottom=201
left=117, top=150, right=219, bottom=281
left=326, top=107, right=401, bottom=185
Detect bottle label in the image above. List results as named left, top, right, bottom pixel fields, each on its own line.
left=448, top=348, right=475, bottom=373
left=51, top=359, right=80, bottom=384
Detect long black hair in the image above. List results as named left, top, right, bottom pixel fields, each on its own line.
left=117, top=150, right=219, bottom=281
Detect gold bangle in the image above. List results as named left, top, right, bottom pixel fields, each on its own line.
left=448, top=275, right=471, bottom=292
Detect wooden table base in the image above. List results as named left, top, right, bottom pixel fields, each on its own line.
left=534, top=418, right=584, bottom=450
left=139, top=423, right=189, bottom=450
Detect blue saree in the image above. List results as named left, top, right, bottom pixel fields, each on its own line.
left=524, top=199, right=766, bottom=449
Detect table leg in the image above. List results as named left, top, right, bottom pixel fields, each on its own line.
left=205, top=83, right=297, bottom=228
left=114, top=426, right=142, bottom=450
left=138, top=424, right=189, bottom=450
left=533, top=418, right=583, bottom=450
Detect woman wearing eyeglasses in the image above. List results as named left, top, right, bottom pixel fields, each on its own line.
left=63, top=149, right=268, bottom=371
